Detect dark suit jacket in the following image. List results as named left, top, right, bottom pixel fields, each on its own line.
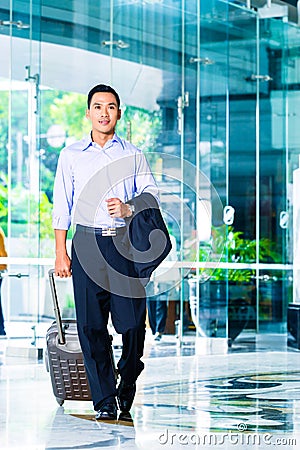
left=124, top=193, right=172, bottom=286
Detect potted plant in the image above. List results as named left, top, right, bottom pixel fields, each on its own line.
left=188, top=226, right=281, bottom=343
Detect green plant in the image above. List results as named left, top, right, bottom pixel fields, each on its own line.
left=65, top=293, right=75, bottom=309
left=198, top=226, right=281, bottom=283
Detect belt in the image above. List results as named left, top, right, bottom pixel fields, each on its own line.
left=76, top=224, right=127, bottom=237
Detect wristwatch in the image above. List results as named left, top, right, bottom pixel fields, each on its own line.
left=127, top=203, right=135, bottom=217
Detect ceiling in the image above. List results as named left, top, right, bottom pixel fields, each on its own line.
left=0, top=0, right=300, bottom=110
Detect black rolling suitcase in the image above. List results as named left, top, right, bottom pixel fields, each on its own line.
left=45, top=269, right=92, bottom=405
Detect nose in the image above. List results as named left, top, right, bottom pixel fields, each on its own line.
left=100, top=107, right=109, bottom=117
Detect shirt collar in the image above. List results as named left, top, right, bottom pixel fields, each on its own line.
left=81, top=133, right=125, bottom=151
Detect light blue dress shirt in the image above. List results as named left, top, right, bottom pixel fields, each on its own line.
left=52, top=133, right=159, bottom=230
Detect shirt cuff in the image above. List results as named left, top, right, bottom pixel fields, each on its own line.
left=52, top=215, right=71, bottom=230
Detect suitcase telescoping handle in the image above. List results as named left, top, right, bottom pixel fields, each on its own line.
left=48, top=268, right=66, bottom=345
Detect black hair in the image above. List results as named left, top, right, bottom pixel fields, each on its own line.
left=87, top=84, right=121, bottom=109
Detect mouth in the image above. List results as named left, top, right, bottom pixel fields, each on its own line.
left=99, top=119, right=110, bottom=125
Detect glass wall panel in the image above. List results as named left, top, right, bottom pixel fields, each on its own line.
left=184, top=1, right=229, bottom=349
left=191, top=1, right=292, bottom=350
left=257, top=16, right=290, bottom=333
left=186, top=1, right=261, bottom=351
left=0, top=0, right=296, bottom=346
left=0, top=0, right=42, bottom=339
left=283, top=22, right=300, bottom=324
left=227, top=6, right=258, bottom=340
left=110, top=1, right=184, bottom=341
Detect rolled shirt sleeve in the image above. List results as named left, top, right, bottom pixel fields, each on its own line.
left=134, top=152, right=160, bottom=203
left=52, top=149, right=74, bottom=230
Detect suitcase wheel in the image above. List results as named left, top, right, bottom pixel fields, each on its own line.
left=56, top=397, right=64, bottom=406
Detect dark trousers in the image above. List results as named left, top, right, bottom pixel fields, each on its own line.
left=71, top=227, right=146, bottom=410
left=147, top=296, right=168, bottom=334
left=0, top=277, right=5, bottom=334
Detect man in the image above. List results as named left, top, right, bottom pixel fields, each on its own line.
left=53, top=84, right=170, bottom=420
left=0, top=226, right=7, bottom=336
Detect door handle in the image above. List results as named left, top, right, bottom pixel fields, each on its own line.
left=223, top=205, right=235, bottom=225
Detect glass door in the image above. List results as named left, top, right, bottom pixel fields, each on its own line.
left=180, top=1, right=260, bottom=350
left=181, top=0, right=293, bottom=349
left=110, top=1, right=189, bottom=342
left=179, top=0, right=229, bottom=350
left=187, top=1, right=293, bottom=352
left=257, top=13, right=291, bottom=334
left=0, top=0, right=42, bottom=340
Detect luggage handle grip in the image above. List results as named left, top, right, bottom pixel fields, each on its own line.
left=48, top=268, right=66, bottom=345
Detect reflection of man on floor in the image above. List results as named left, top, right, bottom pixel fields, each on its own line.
left=0, top=226, right=7, bottom=336
left=147, top=234, right=179, bottom=341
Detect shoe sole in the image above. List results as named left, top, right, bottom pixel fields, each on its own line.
left=95, top=414, right=117, bottom=421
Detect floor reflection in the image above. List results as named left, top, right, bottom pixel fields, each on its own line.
left=45, top=406, right=137, bottom=450
left=134, top=371, right=300, bottom=433
left=1, top=333, right=300, bottom=449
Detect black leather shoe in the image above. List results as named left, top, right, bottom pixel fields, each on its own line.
left=117, top=379, right=136, bottom=412
left=95, top=401, right=117, bottom=420
left=118, top=411, right=133, bottom=423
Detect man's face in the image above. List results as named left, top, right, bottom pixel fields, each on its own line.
left=86, top=91, right=121, bottom=136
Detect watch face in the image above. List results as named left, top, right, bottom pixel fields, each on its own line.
left=127, top=204, right=134, bottom=217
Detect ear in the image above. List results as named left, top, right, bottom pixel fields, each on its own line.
left=86, top=109, right=90, bottom=120
left=117, top=109, right=122, bottom=120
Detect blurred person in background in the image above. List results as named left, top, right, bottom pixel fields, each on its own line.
left=147, top=232, right=179, bottom=341
left=0, top=226, right=8, bottom=336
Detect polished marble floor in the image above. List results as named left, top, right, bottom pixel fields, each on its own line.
left=1, top=330, right=300, bottom=450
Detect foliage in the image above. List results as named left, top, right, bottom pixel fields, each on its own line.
left=49, top=92, right=90, bottom=139
left=0, top=91, right=9, bottom=170
left=0, top=90, right=28, bottom=180
left=35, top=191, right=55, bottom=239
left=117, top=105, right=162, bottom=153
left=0, top=89, right=163, bottom=242
left=0, top=172, right=8, bottom=222
left=47, top=92, right=162, bottom=152
left=0, top=173, right=53, bottom=239
left=198, top=226, right=281, bottom=283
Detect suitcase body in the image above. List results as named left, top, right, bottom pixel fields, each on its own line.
left=45, top=318, right=92, bottom=405
left=45, top=269, right=118, bottom=405
left=45, top=269, right=92, bottom=405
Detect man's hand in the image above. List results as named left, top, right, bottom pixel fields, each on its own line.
left=55, top=253, right=72, bottom=278
left=54, top=229, right=71, bottom=278
left=106, top=198, right=132, bottom=218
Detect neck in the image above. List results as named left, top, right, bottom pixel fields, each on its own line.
left=91, top=130, right=115, bottom=147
